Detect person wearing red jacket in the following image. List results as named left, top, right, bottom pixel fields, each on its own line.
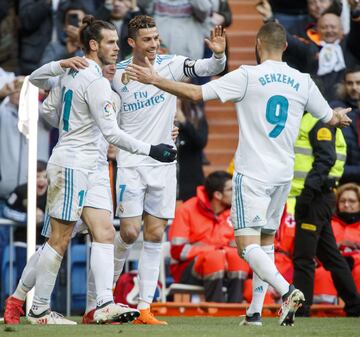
left=330, top=184, right=360, bottom=288
left=169, top=171, right=249, bottom=302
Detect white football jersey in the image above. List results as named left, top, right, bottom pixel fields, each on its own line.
left=202, top=60, right=333, bottom=184
left=113, top=54, right=226, bottom=167
left=43, top=84, right=121, bottom=170
left=37, top=59, right=149, bottom=171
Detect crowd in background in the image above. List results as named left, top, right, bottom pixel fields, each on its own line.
left=0, top=0, right=359, bottom=313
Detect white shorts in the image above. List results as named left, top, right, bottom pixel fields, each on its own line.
left=85, top=166, right=113, bottom=213
left=46, top=164, right=90, bottom=222
left=231, top=172, right=290, bottom=236
left=116, top=164, right=176, bottom=219
left=42, top=165, right=113, bottom=238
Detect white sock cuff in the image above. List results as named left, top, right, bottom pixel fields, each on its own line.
left=116, top=234, right=133, bottom=250
left=92, top=242, right=114, bottom=251
left=143, top=241, right=162, bottom=252
left=44, top=242, right=63, bottom=262
left=261, top=244, right=274, bottom=254
left=242, top=243, right=261, bottom=261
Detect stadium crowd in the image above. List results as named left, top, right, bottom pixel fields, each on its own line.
left=0, top=0, right=359, bottom=324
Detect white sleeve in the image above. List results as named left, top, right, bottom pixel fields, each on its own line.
left=41, top=86, right=62, bottom=128
left=201, top=66, right=248, bottom=103
left=29, top=61, right=64, bottom=90
left=169, top=54, right=226, bottom=81
left=85, top=78, right=151, bottom=155
left=305, top=76, right=333, bottom=123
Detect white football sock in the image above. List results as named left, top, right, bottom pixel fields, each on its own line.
left=13, top=246, right=42, bottom=301
left=86, top=268, right=97, bottom=313
left=91, top=242, right=114, bottom=307
left=32, top=243, right=62, bottom=314
left=137, top=241, right=162, bottom=310
left=247, top=244, right=274, bottom=316
left=243, top=243, right=288, bottom=297
left=113, top=233, right=133, bottom=285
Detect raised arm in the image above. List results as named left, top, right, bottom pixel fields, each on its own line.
left=29, top=57, right=88, bottom=90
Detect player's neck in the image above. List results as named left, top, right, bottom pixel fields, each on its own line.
left=260, top=51, right=283, bottom=63
left=86, top=54, right=104, bottom=69
left=132, top=55, right=155, bottom=67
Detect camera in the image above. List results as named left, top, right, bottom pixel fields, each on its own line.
left=67, top=13, right=79, bottom=27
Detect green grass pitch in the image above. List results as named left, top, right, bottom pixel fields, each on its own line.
left=1, top=317, right=360, bottom=337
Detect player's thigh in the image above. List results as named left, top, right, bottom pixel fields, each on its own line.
left=263, top=182, right=291, bottom=234
left=116, top=166, right=145, bottom=218
left=46, top=164, right=89, bottom=222
left=142, top=165, right=176, bottom=220
left=85, top=167, right=113, bottom=215
left=231, top=173, right=271, bottom=234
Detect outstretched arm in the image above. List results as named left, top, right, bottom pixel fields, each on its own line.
left=127, top=57, right=204, bottom=101
left=29, top=57, right=88, bottom=90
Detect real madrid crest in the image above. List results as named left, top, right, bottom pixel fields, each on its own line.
left=121, top=72, right=130, bottom=85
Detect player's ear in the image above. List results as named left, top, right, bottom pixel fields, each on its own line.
left=89, top=39, right=98, bottom=52
left=283, top=41, right=288, bottom=52
left=127, top=37, right=135, bottom=48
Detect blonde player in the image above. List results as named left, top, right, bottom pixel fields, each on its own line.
left=110, top=16, right=226, bottom=325
left=125, top=22, right=352, bottom=326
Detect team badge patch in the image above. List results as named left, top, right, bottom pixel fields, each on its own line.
left=104, top=102, right=114, bottom=119
left=317, top=128, right=332, bottom=141
left=121, top=72, right=130, bottom=85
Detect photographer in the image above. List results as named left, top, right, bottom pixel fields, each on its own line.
left=40, top=2, right=87, bottom=66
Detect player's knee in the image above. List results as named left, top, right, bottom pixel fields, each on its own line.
left=48, top=234, right=71, bottom=256
left=143, top=227, right=164, bottom=243
left=120, top=225, right=140, bottom=244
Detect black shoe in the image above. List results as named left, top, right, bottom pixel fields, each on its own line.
left=239, top=312, right=262, bottom=326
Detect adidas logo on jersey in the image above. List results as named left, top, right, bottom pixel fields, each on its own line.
left=254, top=286, right=263, bottom=293
left=253, top=215, right=262, bottom=223
left=121, top=86, right=129, bottom=92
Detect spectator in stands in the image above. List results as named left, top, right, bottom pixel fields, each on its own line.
left=142, top=0, right=215, bottom=60
left=332, top=183, right=360, bottom=289
left=331, top=66, right=360, bottom=184
left=176, top=98, right=208, bottom=201
left=291, top=110, right=360, bottom=317
left=0, top=68, right=15, bottom=100
left=269, top=0, right=309, bottom=31
left=257, top=1, right=360, bottom=100
left=3, top=160, right=48, bottom=243
left=258, top=0, right=336, bottom=38
left=0, top=1, right=17, bottom=71
left=96, top=0, right=144, bottom=61
left=0, top=77, right=28, bottom=201
left=40, top=2, right=87, bottom=65
left=18, top=0, right=60, bottom=74
left=169, top=171, right=249, bottom=303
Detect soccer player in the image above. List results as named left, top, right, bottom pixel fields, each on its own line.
left=125, top=21, right=352, bottom=326
left=17, top=16, right=175, bottom=325
left=109, top=16, right=227, bottom=325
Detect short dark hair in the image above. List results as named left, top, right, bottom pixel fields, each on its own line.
left=204, top=171, right=232, bottom=200
left=128, top=15, right=156, bottom=40
left=37, top=160, right=47, bottom=173
left=257, top=22, right=287, bottom=51
left=345, top=65, right=360, bottom=78
left=79, top=15, right=116, bottom=53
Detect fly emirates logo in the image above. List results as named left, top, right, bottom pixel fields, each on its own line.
left=122, top=91, right=165, bottom=112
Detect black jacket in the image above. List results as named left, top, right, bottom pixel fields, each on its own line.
left=178, top=117, right=208, bottom=201
left=331, top=99, right=360, bottom=184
